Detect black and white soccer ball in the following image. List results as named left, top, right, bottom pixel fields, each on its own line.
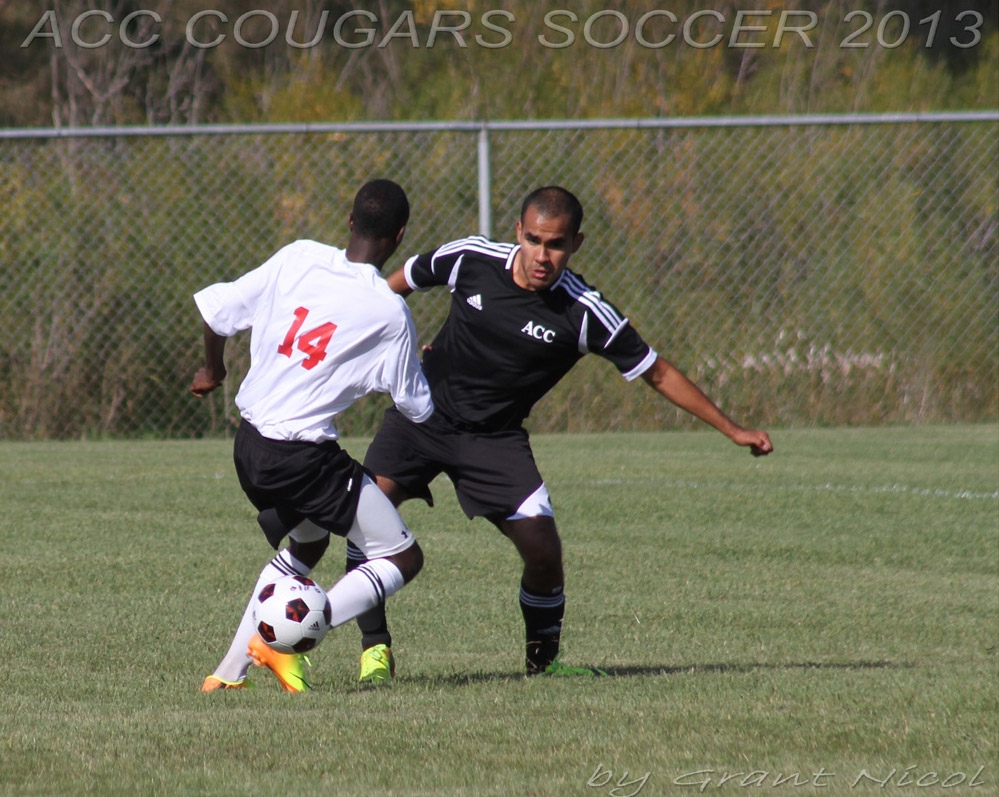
left=252, top=574, right=332, bottom=654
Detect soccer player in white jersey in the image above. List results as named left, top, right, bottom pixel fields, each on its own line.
left=189, top=179, right=433, bottom=692
left=354, top=185, right=774, bottom=680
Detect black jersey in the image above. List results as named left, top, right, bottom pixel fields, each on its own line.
left=401, top=236, right=657, bottom=430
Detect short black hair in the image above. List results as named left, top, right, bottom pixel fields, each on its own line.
left=351, top=179, right=410, bottom=239
left=520, top=186, right=584, bottom=236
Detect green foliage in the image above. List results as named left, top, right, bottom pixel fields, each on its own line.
left=0, top=428, right=995, bottom=794
left=1, top=3, right=996, bottom=126
left=1, top=116, right=995, bottom=439
left=468, top=120, right=998, bottom=432
left=0, top=4, right=996, bottom=439
left=0, top=137, right=283, bottom=438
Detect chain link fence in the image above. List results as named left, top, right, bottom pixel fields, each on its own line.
left=1, top=113, right=996, bottom=439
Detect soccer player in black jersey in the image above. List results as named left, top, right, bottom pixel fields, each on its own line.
left=353, top=185, right=773, bottom=680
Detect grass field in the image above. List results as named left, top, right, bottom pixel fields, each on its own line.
left=0, top=426, right=996, bottom=796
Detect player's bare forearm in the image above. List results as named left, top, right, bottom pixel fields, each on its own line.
left=386, top=268, right=413, bottom=297
left=189, top=323, right=228, bottom=397
left=641, top=358, right=735, bottom=434
left=641, top=356, right=773, bottom=456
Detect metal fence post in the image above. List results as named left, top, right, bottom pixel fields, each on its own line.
left=478, top=124, right=492, bottom=239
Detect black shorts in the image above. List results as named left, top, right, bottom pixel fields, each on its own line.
left=363, top=407, right=544, bottom=523
left=233, top=421, right=365, bottom=544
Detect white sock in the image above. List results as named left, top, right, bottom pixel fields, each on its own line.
left=210, top=549, right=310, bottom=683
left=326, top=558, right=405, bottom=629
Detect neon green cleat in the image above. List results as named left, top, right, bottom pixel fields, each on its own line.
left=359, top=644, right=395, bottom=684
left=247, top=633, right=311, bottom=692
left=201, top=675, right=252, bottom=692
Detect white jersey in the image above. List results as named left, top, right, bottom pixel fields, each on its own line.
left=194, top=240, right=433, bottom=442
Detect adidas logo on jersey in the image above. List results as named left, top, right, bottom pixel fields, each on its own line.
left=466, top=294, right=483, bottom=311
left=521, top=320, right=556, bottom=343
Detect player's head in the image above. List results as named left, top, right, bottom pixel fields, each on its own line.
left=350, top=179, right=410, bottom=241
left=520, top=186, right=584, bottom=238
left=514, top=186, right=585, bottom=292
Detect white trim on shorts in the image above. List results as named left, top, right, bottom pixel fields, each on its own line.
left=506, top=482, right=554, bottom=521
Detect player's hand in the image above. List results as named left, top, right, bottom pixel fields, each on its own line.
left=732, top=428, right=773, bottom=457
left=749, top=440, right=772, bottom=457
left=189, top=367, right=225, bottom=398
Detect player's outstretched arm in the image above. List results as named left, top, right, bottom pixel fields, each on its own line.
left=640, top=356, right=773, bottom=457
left=189, top=322, right=228, bottom=398
left=386, top=267, right=414, bottom=297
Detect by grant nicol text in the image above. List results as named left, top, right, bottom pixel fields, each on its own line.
left=671, top=765, right=987, bottom=790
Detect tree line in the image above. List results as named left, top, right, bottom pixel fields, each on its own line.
left=1, top=0, right=996, bottom=129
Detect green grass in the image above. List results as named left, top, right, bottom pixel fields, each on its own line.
left=0, top=426, right=996, bottom=796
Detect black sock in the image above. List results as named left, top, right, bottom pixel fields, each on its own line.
left=347, top=542, right=392, bottom=650
left=520, top=582, right=565, bottom=674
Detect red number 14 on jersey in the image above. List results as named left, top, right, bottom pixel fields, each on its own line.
left=277, top=306, right=337, bottom=370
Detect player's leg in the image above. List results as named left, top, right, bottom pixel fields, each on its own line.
left=329, top=477, right=423, bottom=684
left=329, top=474, right=422, bottom=626
left=443, top=430, right=577, bottom=675
left=498, top=484, right=567, bottom=675
left=238, top=497, right=417, bottom=694
left=500, top=510, right=604, bottom=676
left=207, top=424, right=334, bottom=692
left=373, top=474, right=413, bottom=507
left=243, top=522, right=332, bottom=692
left=201, top=532, right=325, bottom=692
left=347, top=475, right=413, bottom=651
left=354, top=408, right=442, bottom=680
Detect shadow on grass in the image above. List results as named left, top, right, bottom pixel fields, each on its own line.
left=601, top=660, right=916, bottom=678
left=403, top=659, right=915, bottom=687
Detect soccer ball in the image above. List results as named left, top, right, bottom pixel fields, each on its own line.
left=252, top=574, right=332, bottom=654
